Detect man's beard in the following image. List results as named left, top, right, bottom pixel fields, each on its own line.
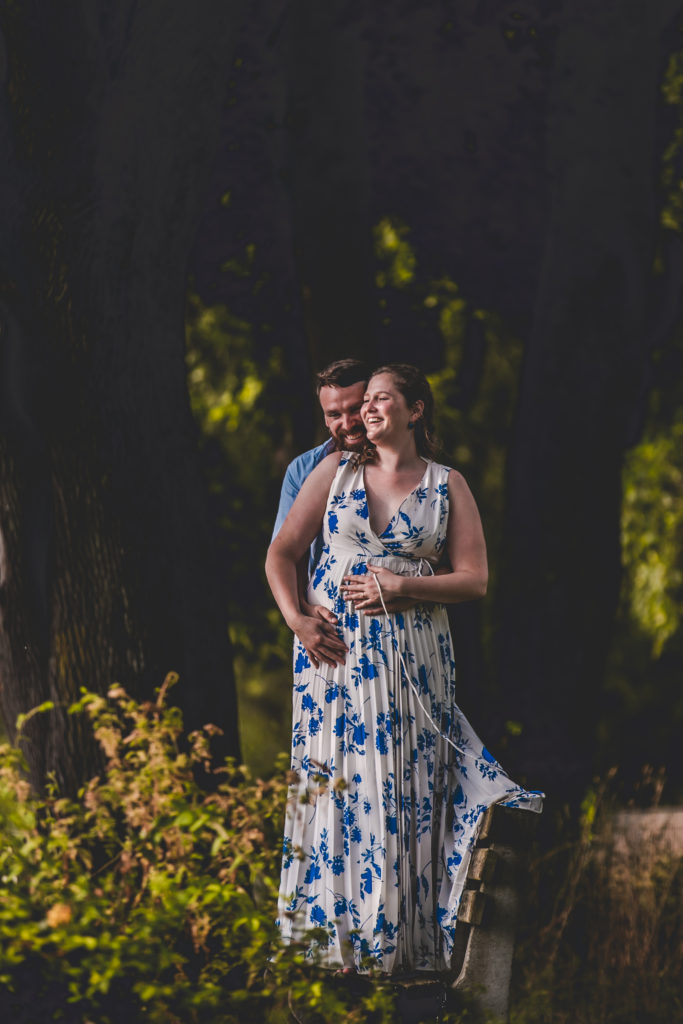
left=335, top=428, right=366, bottom=452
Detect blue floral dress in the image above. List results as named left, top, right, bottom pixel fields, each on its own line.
left=277, top=454, right=542, bottom=973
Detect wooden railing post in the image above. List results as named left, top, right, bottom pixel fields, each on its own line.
left=451, top=804, right=539, bottom=1022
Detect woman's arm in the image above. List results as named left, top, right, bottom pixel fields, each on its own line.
left=342, top=469, right=487, bottom=608
left=265, top=452, right=348, bottom=667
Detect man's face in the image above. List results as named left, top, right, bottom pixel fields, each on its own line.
left=319, top=381, right=367, bottom=451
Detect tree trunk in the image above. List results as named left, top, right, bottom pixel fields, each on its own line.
left=495, top=0, right=682, bottom=799
left=0, top=2, right=246, bottom=790
left=285, top=0, right=376, bottom=368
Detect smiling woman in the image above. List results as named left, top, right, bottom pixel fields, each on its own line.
left=361, top=363, right=439, bottom=460
left=265, top=363, right=543, bottom=975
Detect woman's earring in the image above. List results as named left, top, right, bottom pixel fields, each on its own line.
left=408, top=421, right=415, bottom=431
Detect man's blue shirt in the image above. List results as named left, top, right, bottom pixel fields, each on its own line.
left=271, top=438, right=335, bottom=570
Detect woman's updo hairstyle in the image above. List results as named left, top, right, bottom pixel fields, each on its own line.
left=368, top=363, right=439, bottom=459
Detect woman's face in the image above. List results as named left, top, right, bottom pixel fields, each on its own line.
left=362, top=372, right=421, bottom=443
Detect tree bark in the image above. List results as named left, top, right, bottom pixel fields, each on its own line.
left=0, top=1, right=246, bottom=790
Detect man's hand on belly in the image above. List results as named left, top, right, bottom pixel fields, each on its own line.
left=293, top=608, right=347, bottom=668
left=301, top=600, right=338, bottom=627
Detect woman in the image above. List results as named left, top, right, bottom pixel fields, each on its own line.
left=266, top=363, right=542, bottom=975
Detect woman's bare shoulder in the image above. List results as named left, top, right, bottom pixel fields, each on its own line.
left=442, top=466, right=477, bottom=498
left=443, top=468, right=482, bottom=519
left=302, top=449, right=343, bottom=486
left=445, top=466, right=467, bottom=486
left=319, top=449, right=344, bottom=469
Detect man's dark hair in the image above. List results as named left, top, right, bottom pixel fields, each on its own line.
left=315, top=358, right=370, bottom=394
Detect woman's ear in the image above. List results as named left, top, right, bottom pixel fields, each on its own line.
left=411, top=399, right=425, bottom=422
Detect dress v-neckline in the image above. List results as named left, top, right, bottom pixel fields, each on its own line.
left=362, top=458, right=430, bottom=538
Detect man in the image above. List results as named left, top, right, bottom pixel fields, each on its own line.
left=271, top=359, right=370, bottom=657
left=272, top=358, right=370, bottom=567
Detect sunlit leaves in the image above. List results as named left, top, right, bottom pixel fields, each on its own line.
left=373, top=217, right=416, bottom=288
left=621, top=419, right=683, bottom=656
left=0, top=686, right=398, bottom=1023
left=660, top=49, right=683, bottom=233
left=186, top=294, right=267, bottom=435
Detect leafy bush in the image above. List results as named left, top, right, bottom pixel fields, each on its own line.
left=0, top=678, right=396, bottom=1023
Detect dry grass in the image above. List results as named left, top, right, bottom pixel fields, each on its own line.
left=511, top=770, right=683, bottom=1024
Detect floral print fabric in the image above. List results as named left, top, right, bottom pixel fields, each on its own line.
left=277, top=454, right=543, bottom=973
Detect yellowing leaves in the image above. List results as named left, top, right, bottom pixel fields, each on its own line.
left=46, top=902, right=72, bottom=928
left=0, top=687, right=398, bottom=1022
left=621, top=421, right=683, bottom=656
left=661, top=52, right=683, bottom=233
left=374, top=217, right=416, bottom=288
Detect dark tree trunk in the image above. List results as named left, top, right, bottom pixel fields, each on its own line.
left=495, top=0, right=683, bottom=800
left=0, top=2, right=246, bottom=790
left=285, top=0, right=376, bottom=369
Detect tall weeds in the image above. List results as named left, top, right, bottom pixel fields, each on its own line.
left=511, top=771, right=683, bottom=1024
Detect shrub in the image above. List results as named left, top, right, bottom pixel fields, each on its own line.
left=0, top=677, right=396, bottom=1023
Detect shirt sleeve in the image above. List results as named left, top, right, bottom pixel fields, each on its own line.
left=271, top=458, right=305, bottom=543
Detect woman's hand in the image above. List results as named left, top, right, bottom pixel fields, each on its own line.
left=341, top=566, right=408, bottom=613
left=293, top=611, right=347, bottom=669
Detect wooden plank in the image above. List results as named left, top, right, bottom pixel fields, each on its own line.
left=469, top=847, right=497, bottom=883
left=477, top=807, right=495, bottom=842
left=477, top=803, right=540, bottom=846
left=459, top=889, right=487, bottom=926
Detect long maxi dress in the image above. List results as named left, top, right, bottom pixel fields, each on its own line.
left=277, top=453, right=543, bottom=973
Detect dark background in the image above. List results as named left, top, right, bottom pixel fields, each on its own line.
left=1, top=0, right=682, bottom=808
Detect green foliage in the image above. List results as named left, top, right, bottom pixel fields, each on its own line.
left=604, top=332, right=683, bottom=779
left=185, top=292, right=286, bottom=529
left=374, top=218, right=417, bottom=289
left=629, top=43, right=683, bottom=655
left=615, top=41, right=683, bottom=666
left=661, top=48, right=683, bottom=234
left=603, top=44, right=683, bottom=764
left=185, top=293, right=294, bottom=774
left=621, top=417, right=683, bottom=656
left=0, top=682, right=396, bottom=1024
